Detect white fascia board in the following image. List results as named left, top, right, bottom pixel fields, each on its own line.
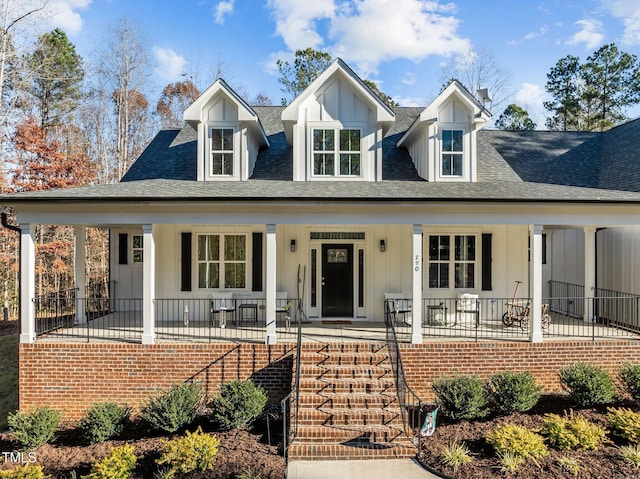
left=396, top=113, right=437, bottom=147
left=281, top=58, right=395, bottom=130
left=183, top=78, right=268, bottom=147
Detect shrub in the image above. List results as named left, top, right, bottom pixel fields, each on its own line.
left=496, top=452, right=524, bottom=474
left=432, top=375, right=489, bottom=420
left=618, top=444, right=640, bottom=469
left=0, top=464, right=45, bottom=479
left=7, top=407, right=60, bottom=449
left=83, top=444, right=137, bottom=479
left=140, top=382, right=202, bottom=433
left=559, top=363, right=616, bottom=407
left=156, top=427, right=220, bottom=479
left=621, top=363, right=640, bottom=404
left=485, top=423, right=548, bottom=461
left=80, top=402, right=130, bottom=444
left=209, top=380, right=268, bottom=430
left=541, top=411, right=606, bottom=450
left=558, top=456, right=581, bottom=477
left=488, top=371, right=542, bottom=415
left=607, top=407, right=640, bottom=443
left=440, top=441, right=472, bottom=473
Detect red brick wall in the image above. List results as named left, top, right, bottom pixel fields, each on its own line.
left=19, top=343, right=294, bottom=419
left=400, top=340, right=640, bottom=400
left=19, top=339, right=640, bottom=419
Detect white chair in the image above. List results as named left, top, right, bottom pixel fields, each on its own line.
left=211, top=292, right=236, bottom=328
left=384, top=293, right=412, bottom=325
left=276, top=292, right=291, bottom=329
left=456, top=293, right=479, bottom=325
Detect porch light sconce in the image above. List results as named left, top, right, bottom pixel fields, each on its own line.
left=380, top=239, right=386, bottom=252
left=290, top=239, right=296, bottom=253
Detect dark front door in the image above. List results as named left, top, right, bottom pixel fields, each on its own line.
left=322, top=244, right=354, bottom=317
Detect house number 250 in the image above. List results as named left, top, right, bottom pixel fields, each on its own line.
left=414, top=255, right=421, bottom=272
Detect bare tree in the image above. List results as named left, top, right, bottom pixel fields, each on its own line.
left=95, top=17, right=154, bottom=180
left=439, top=46, right=512, bottom=114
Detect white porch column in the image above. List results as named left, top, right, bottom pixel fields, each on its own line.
left=142, top=224, right=156, bottom=345
left=20, top=224, right=36, bottom=344
left=584, top=226, right=596, bottom=323
left=411, top=224, right=423, bottom=344
left=74, top=226, right=86, bottom=325
left=530, top=225, right=543, bottom=343
left=265, top=224, right=277, bottom=344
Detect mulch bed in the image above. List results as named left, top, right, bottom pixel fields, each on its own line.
left=0, top=320, right=18, bottom=337
left=0, top=416, right=286, bottom=478
left=417, top=394, right=639, bottom=478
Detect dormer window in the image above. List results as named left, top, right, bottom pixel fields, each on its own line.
left=442, top=129, right=463, bottom=176
left=312, top=128, right=361, bottom=177
left=210, top=128, right=234, bottom=176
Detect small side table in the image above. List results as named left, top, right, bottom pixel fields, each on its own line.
left=238, top=303, right=258, bottom=324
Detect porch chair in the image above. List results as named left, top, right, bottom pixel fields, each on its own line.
left=275, top=292, right=291, bottom=330
left=210, top=292, right=236, bottom=329
left=384, top=293, right=412, bottom=325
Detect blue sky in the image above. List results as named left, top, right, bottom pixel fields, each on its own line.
left=21, top=0, right=640, bottom=125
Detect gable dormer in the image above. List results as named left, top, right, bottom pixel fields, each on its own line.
left=282, top=59, right=395, bottom=182
left=397, top=80, right=490, bottom=182
left=184, top=79, right=269, bottom=181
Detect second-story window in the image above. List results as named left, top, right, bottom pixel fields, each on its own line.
left=313, top=128, right=361, bottom=177
left=442, top=129, right=463, bottom=176
left=211, top=128, right=234, bottom=175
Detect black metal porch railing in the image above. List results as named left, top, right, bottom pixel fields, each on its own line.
left=384, top=299, right=428, bottom=446
left=34, top=287, right=78, bottom=336
left=548, top=280, right=585, bottom=318
left=154, top=298, right=299, bottom=343
left=281, top=303, right=303, bottom=457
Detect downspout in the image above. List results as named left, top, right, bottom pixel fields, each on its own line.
left=1, top=208, right=21, bottom=322
left=594, top=227, right=607, bottom=321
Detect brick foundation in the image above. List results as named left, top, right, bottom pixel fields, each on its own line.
left=19, top=342, right=294, bottom=419
left=19, top=339, right=640, bottom=420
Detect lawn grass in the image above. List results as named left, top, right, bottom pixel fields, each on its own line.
left=0, top=334, right=19, bottom=430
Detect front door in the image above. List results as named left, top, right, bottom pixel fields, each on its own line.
left=322, top=244, right=354, bottom=317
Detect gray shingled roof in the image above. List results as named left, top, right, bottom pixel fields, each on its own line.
left=4, top=108, right=640, bottom=204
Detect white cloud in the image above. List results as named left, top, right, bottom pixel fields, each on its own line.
left=153, top=47, right=187, bottom=82
left=265, top=0, right=470, bottom=76
left=31, top=0, right=92, bottom=35
left=330, top=0, right=471, bottom=76
left=514, top=82, right=548, bottom=129
left=524, top=26, right=548, bottom=41
left=266, top=0, right=336, bottom=50
left=401, top=72, right=416, bottom=86
left=566, top=19, right=605, bottom=49
left=214, top=0, right=235, bottom=25
left=601, top=0, right=640, bottom=45
left=393, top=95, right=427, bottom=107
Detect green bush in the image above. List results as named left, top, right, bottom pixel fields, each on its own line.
left=541, top=411, right=606, bottom=450
left=140, top=382, right=202, bottom=433
left=621, top=363, right=640, bottom=404
left=440, top=441, right=472, bottom=473
left=618, top=444, right=640, bottom=469
left=559, top=363, right=616, bottom=407
left=82, top=444, right=137, bottom=479
left=156, top=427, right=220, bottom=479
left=432, top=375, right=489, bottom=420
left=0, top=464, right=45, bottom=479
left=7, top=406, right=60, bottom=449
left=80, top=402, right=130, bottom=444
left=485, top=423, right=548, bottom=460
left=488, top=371, right=542, bottom=415
left=210, top=380, right=268, bottom=431
left=607, top=407, right=640, bottom=443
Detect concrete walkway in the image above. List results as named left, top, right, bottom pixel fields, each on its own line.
left=287, top=459, right=442, bottom=479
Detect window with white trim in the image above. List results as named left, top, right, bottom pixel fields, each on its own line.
left=312, top=128, right=361, bottom=176
left=210, top=128, right=234, bottom=175
left=441, top=130, right=463, bottom=176
left=132, top=235, right=143, bottom=263
left=428, top=234, right=476, bottom=289
left=197, top=234, right=246, bottom=289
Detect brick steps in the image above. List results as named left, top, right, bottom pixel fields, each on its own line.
left=288, top=343, right=417, bottom=461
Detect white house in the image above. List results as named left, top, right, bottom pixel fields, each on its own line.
left=5, top=58, right=640, bottom=346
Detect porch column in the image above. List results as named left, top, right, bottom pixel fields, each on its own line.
left=265, top=224, right=277, bottom=345
left=74, top=226, right=86, bottom=324
left=142, top=224, right=156, bottom=345
left=530, top=225, right=543, bottom=343
left=412, top=224, right=423, bottom=344
left=20, top=223, right=36, bottom=344
left=584, top=226, right=596, bottom=323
